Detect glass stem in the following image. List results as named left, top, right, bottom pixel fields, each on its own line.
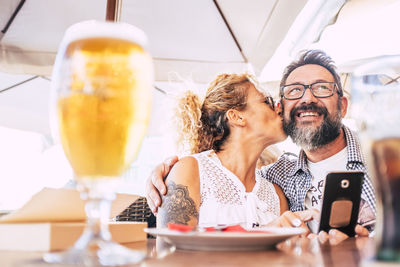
left=85, top=198, right=112, bottom=241
left=74, top=179, right=117, bottom=249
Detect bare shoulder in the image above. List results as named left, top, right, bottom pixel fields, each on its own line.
left=167, top=156, right=199, bottom=184
left=157, top=156, right=200, bottom=228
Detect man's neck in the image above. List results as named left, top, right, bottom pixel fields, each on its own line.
left=303, top=128, right=347, bottom=163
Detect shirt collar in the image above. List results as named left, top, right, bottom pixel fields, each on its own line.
left=342, top=125, right=365, bottom=165
left=288, top=149, right=308, bottom=176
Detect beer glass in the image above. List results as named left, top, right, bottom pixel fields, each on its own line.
left=44, top=20, right=153, bottom=265
left=352, top=55, right=400, bottom=262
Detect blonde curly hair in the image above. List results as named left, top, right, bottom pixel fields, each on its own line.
left=174, top=73, right=260, bottom=154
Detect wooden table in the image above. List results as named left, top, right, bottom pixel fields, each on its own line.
left=0, top=237, right=392, bottom=267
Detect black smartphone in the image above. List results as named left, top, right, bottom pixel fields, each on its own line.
left=318, top=171, right=364, bottom=237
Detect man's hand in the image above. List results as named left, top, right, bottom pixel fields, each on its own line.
left=145, top=156, right=179, bottom=214
left=313, top=224, right=370, bottom=245
left=355, top=224, right=370, bottom=237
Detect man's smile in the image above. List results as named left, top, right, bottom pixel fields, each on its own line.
left=296, top=111, right=320, bottom=118
left=287, top=103, right=328, bottom=125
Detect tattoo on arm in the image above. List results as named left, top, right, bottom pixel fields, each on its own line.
left=158, top=180, right=199, bottom=227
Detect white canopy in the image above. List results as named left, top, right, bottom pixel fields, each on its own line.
left=0, top=0, right=310, bottom=83
left=1, top=0, right=399, bottom=136
left=311, top=0, right=400, bottom=72
left=0, top=0, right=311, bottom=136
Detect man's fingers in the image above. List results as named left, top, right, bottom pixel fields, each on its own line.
left=328, top=229, right=349, bottom=245
left=355, top=224, right=369, bottom=237
left=151, top=164, right=168, bottom=195
left=149, top=188, right=162, bottom=212
left=146, top=193, right=157, bottom=214
left=317, top=229, right=349, bottom=245
left=318, top=231, right=329, bottom=244
left=145, top=179, right=161, bottom=214
left=145, top=156, right=179, bottom=215
left=145, top=156, right=179, bottom=214
left=153, top=156, right=179, bottom=195
left=146, top=163, right=168, bottom=213
left=164, top=155, right=179, bottom=168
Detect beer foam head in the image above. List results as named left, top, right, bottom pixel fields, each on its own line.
left=61, top=20, right=148, bottom=48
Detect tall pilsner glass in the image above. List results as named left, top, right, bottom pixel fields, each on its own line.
left=44, top=20, right=153, bottom=265
left=352, top=55, right=400, bottom=262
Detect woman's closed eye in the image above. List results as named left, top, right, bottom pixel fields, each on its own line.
left=264, top=96, right=275, bottom=110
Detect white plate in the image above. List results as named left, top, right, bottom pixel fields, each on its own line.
left=144, top=227, right=306, bottom=251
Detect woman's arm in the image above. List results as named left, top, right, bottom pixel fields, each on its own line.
left=272, top=184, right=289, bottom=214
left=156, top=156, right=201, bottom=228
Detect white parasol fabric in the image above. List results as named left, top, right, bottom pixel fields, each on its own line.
left=3, top=0, right=397, bottom=136
left=0, top=0, right=308, bottom=83
left=0, top=0, right=312, bottom=136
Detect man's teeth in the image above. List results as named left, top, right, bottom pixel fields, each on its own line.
left=299, top=112, right=318, bottom=117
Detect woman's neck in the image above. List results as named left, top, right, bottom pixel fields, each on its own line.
left=215, top=137, right=267, bottom=191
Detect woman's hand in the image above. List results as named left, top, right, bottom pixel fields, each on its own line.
left=269, top=209, right=319, bottom=235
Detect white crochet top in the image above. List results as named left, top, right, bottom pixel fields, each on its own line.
left=190, top=150, right=280, bottom=229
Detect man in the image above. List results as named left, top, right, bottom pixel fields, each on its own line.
left=145, top=50, right=375, bottom=242
left=260, top=50, right=376, bottom=236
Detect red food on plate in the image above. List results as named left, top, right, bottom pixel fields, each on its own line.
left=222, top=225, right=248, bottom=232
left=168, top=223, right=273, bottom=233
left=168, top=223, right=194, bottom=232
left=223, top=225, right=272, bottom=233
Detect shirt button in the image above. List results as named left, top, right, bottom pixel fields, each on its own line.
left=348, top=163, right=353, bottom=168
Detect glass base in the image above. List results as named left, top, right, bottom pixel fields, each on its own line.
left=43, top=240, right=145, bottom=266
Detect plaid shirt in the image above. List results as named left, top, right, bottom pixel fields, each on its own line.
left=258, top=125, right=376, bottom=217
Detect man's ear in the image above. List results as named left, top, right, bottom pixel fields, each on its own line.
left=340, top=96, right=348, bottom=118
left=226, top=109, right=245, bottom=126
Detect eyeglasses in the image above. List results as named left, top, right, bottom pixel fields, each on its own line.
left=240, top=95, right=275, bottom=111
left=264, top=96, right=275, bottom=110
left=280, top=82, right=337, bottom=100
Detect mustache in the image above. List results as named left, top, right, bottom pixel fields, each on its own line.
left=289, top=103, right=328, bottom=120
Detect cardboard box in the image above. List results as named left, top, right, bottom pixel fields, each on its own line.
left=0, top=188, right=146, bottom=251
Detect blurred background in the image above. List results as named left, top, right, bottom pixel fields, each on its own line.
left=0, top=0, right=399, bottom=210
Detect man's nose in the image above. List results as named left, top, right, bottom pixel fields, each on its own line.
left=300, top=87, right=318, bottom=104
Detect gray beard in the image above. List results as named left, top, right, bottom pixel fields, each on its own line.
left=282, top=103, right=343, bottom=151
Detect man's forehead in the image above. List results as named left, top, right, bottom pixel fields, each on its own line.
left=286, top=64, right=334, bottom=84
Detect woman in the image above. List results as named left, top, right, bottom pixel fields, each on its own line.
left=157, top=73, right=313, bottom=230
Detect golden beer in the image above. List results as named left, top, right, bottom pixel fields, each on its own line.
left=45, top=21, right=152, bottom=266
left=57, top=37, right=152, bottom=178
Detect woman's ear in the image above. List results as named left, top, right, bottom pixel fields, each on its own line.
left=226, top=109, right=246, bottom=126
